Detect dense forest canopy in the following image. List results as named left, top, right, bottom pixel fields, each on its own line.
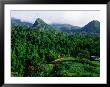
left=11, top=18, right=100, bottom=77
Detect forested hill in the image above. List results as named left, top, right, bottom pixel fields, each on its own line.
left=11, top=18, right=100, bottom=33
left=81, top=20, right=100, bottom=33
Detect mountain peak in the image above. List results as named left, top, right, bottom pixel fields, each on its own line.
left=88, top=20, right=100, bottom=25
left=32, top=18, right=54, bottom=30
left=36, top=18, right=44, bottom=23
left=87, top=20, right=100, bottom=27
left=32, top=18, right=46, bottom=28
left=91, top=20, right=99, bottom=22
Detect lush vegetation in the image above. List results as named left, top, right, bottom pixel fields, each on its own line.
left=11, top=19, right=100, bottom=77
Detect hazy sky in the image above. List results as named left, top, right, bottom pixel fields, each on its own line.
left=11, top=11, right=100, bottom=27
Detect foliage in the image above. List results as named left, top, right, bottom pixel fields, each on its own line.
left=11, top=25, right=100, bottom=77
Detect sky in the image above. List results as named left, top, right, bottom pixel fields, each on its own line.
left=11, top=11, right=100, bottom=27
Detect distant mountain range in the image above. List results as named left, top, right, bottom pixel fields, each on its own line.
left=11, top=18, right=100, bottom=33
left=11, top=18, right=33, bottom=27
left=51, top=24, right=81, bottom=32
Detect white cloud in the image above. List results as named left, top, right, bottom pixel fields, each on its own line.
left=11, top=11, right=99, bottom=27
left=62, top=11, right=100, bottom=26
